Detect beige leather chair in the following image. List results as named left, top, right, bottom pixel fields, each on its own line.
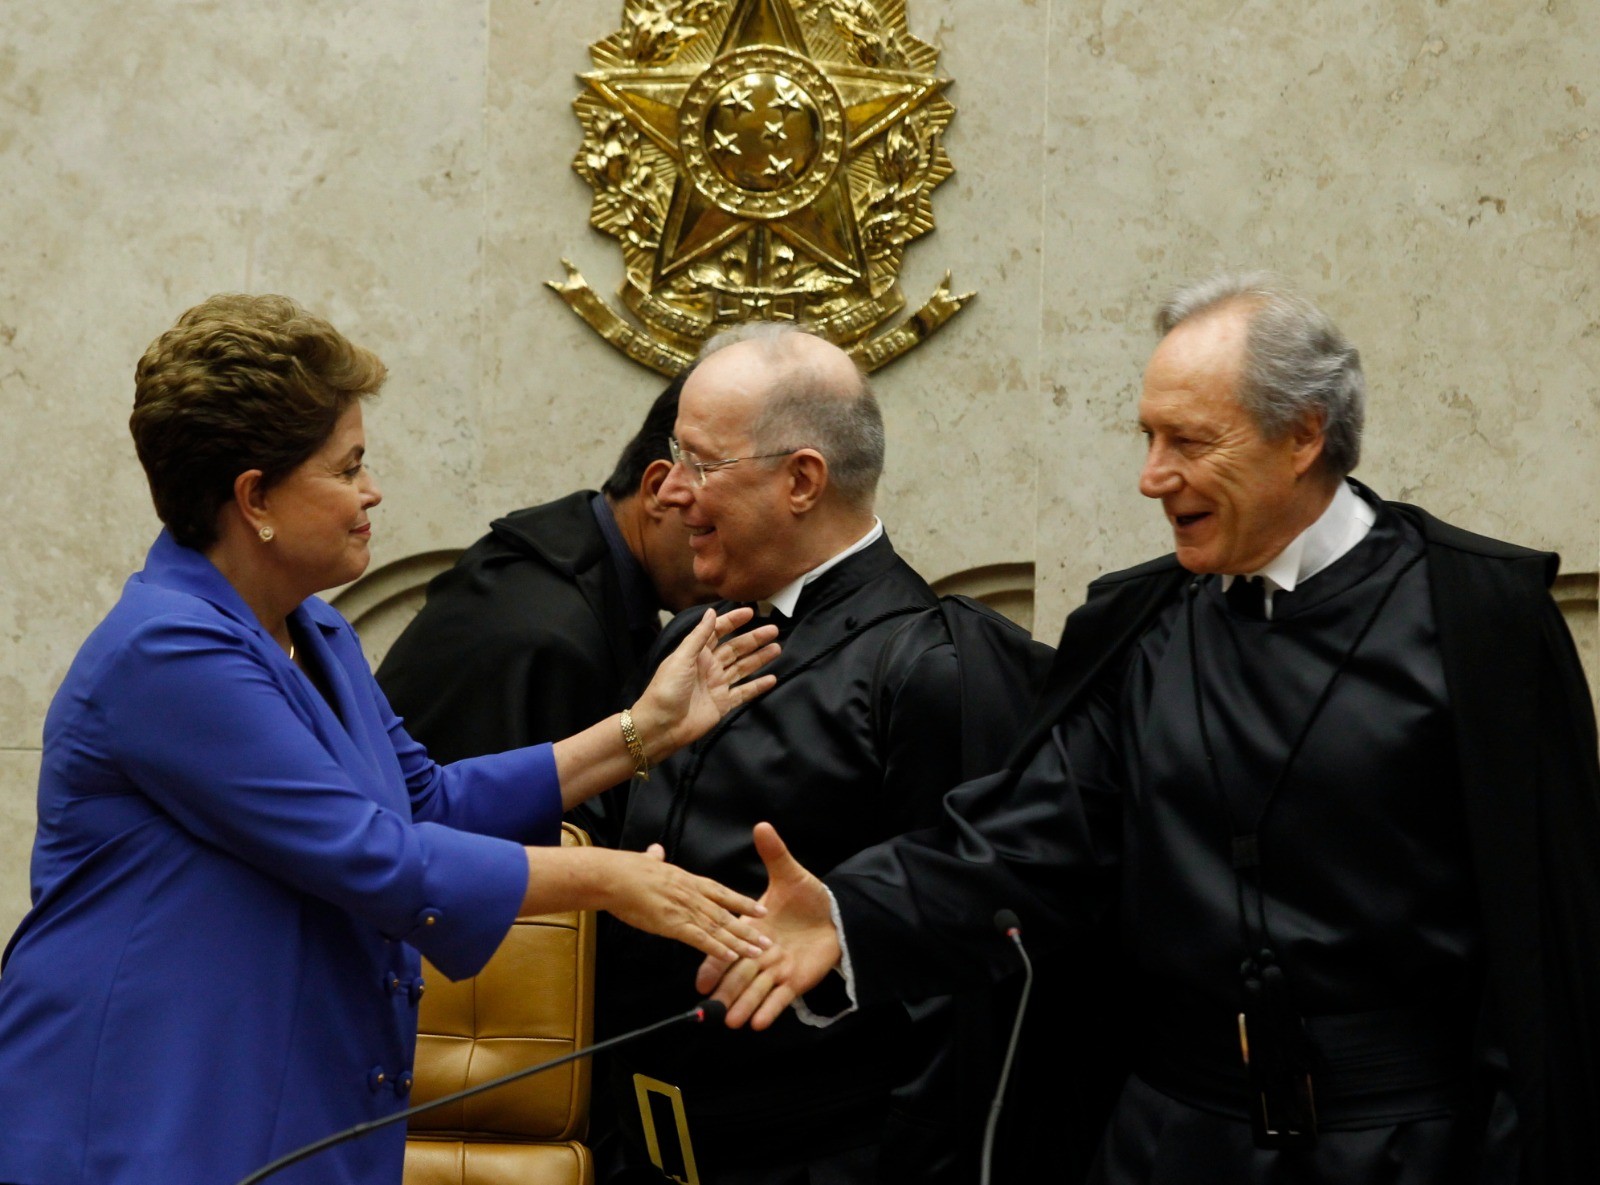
left=405, top=824, right=597, bottom=1185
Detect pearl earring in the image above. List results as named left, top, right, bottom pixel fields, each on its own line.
left=259, top=526, right=275, bottom=542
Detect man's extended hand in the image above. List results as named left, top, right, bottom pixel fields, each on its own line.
left=694, top=822, right=842, bottom=1029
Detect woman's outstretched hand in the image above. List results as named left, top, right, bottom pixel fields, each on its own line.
left=523, top=843, right=770, bottom=963
left=693, top=823, right=842, bottom=1029
left=632, top=607, right=781, bottom=760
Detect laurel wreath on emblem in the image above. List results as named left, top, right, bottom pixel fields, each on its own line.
left=549, top=0, right=974, bottom=374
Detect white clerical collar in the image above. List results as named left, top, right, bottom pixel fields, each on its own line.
left=762, top=518, right=884, bottom=618
left=1221, top=480, right=1375, bottom=599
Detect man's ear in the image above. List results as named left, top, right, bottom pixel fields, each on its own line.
left=1290, top=410, right=1327, bottom=479
left=638, top=459, right=676, bottom=520
left=785, top=449, right=828, bottom=514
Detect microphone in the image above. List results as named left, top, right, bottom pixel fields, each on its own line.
left=237, top=998, right=724, bottom=1185
left=980, top=909, right=1034, bottom=1185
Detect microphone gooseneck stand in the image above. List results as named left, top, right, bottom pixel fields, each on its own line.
left=980, top=909, right=1035, bottom=1185
left=236, top=999, right=726, bottom=1185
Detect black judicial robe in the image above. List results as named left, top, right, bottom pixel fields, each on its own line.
left=377, top=491, right=642, bottom=765
left=597, top=534, right=1051, bottom=1179
left=825, top=490, right=1600, bottom=1184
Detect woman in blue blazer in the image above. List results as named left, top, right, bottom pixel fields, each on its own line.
left=0, top=294, right=778, bottom=1185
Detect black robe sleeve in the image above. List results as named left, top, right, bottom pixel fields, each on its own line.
left=824, top=564, right=1180, bottom=1003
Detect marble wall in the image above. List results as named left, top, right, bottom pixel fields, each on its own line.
left=0, top=0, right=1595, bottom=942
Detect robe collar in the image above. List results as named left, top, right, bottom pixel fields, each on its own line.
left=1221, top=479, right=1377, bottom=599
left=590, top=492, right=662, bottom=638
left=760, top=517, right=883, bottom=619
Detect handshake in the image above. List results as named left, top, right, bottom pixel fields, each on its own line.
left=692, top=822, right=842, bottom=1030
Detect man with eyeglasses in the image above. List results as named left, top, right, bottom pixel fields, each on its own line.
left=589, top=322, right=1050, bottom=1185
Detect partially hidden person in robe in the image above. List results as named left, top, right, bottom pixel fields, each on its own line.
left=377, top=371, right=711, bottom=782
left=702, top=273, right=1600, bottom=1185
left=0, top=294, right=783, bottom=1185
left=593, top=323, right=1052, bottom=1185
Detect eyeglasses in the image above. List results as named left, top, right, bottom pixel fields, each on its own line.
left=668, top=436, right=801, bottom=487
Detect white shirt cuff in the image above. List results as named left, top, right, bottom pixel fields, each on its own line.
left=791, top=886, right=859, bottom=1027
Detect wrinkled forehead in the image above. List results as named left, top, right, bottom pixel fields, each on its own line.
left=1139, top=309, right=1252, bottom=426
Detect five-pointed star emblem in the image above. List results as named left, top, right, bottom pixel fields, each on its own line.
left=771, top=78, right=804, bottom=113
left=581, top=0, right=949, bottom=284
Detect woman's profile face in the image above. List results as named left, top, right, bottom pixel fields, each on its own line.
left=261, top=403, right=382, bottom=595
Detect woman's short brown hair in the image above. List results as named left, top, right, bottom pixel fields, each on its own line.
left=130, top=294, right=387, bottom=549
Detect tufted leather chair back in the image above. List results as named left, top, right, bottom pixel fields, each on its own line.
left=404, top=824, right=596, bottom=1185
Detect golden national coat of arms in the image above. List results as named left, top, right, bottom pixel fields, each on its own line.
left=549, top=0, right=972, bottom=374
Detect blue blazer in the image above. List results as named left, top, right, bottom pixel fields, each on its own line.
left=0, top=532, right=562, bottom=1184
